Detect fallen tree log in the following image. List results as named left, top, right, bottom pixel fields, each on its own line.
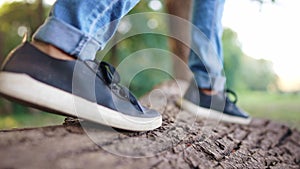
left=0, top=81, right=299, bottom=169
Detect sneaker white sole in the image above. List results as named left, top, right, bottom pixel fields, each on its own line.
left=176, top=98, right=251, bottom=125
left=0, top=72, right=162, bottom=131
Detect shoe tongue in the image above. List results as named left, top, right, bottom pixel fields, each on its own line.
left=84, top=60, right=144, bottom=113
left=84, top=60, right=107, bottom=82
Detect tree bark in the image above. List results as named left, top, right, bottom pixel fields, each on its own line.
left=35, top=0, right=44, bottom=32
left=0, top=81, right=299, bottom=169
left=165, top=0, right=192, bottom=81
left=0, top=31, right=4, bottom=62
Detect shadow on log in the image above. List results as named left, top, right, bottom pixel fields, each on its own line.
left=0, top=81, right=299, bottom=169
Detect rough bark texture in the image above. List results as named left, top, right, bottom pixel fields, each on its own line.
left=0, top=81, right=299, bottom=169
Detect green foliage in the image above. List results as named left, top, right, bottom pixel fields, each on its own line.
left=0, top=0, right=287, bottom=129
left=0, top=108, right=64, bottom=129
left=222, top=29, right=243, bottom=89
left=0, top=0, right=51, bottom=121
left=99, top=1, right=171, bottom=97
left=111, top=33, right=171, bottom=98
left=0, top=0, right=50, bottom=58
left=129, top=69, right=171, bottom=98
left=239, top=57, right=278, bottom=91
left=222, top=28, right=278, bottom=91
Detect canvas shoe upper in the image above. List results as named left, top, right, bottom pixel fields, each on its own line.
left=180, top=82, right=251, bottom=124
left=0, top=42, right=162, bottom=131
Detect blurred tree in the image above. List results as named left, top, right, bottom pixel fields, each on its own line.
left=99, top=0, right=172, bottom=97
left=222, top=28, right=278, bottom=91
left=239, top=57, right=278, bottom=91
left=0, top=0, right=49, bottom=59
left=222, top=28, right=243, bottom=89
left=0, top=0, right=49, bottom=115
left=0, top=31, right=3, bottom=61
left=165, top=0, right=192, bottom=81
left=164, top=0, right=276, bottom=83
left=0, top=0, right=279, bottom=118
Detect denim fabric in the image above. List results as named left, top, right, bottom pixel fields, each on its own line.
left=33, top=0, right=139, bottom=60
left=33, top=0, right=226, bottom=91
left=189, top=0, right=226, bottom=91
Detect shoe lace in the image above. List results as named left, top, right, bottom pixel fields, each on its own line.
left=85, top=61, right=144, bottom=112
left=225, top=89, right=238, bottom=104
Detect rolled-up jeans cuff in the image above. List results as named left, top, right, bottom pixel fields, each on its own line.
left=32, top=17, right=100, bottom=60
left=193, top=71, right=226, bottom=91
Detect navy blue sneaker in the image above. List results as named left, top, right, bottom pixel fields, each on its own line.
left=0, top=42, right=162, bottom=131
left=179, top=82, right=251, bottom=124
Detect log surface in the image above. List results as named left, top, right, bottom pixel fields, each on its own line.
left=0, top=81, right=299, bottom=169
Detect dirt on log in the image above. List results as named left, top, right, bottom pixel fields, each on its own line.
left=0, top=81, right=299, bottom=169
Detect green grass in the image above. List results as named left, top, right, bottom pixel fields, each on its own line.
left=238, top=91, right=300, bottom=129
left=0, top=110, right=64, bottom=130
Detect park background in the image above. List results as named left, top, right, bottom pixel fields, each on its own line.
left=0, top=0, right=299, bottom=129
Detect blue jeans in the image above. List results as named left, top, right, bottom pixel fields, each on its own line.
left=33, top=0, right=225, bottom=91
left=189, top=0, right=225, bottom=91
left=33, top=0, right=139, bottom=60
